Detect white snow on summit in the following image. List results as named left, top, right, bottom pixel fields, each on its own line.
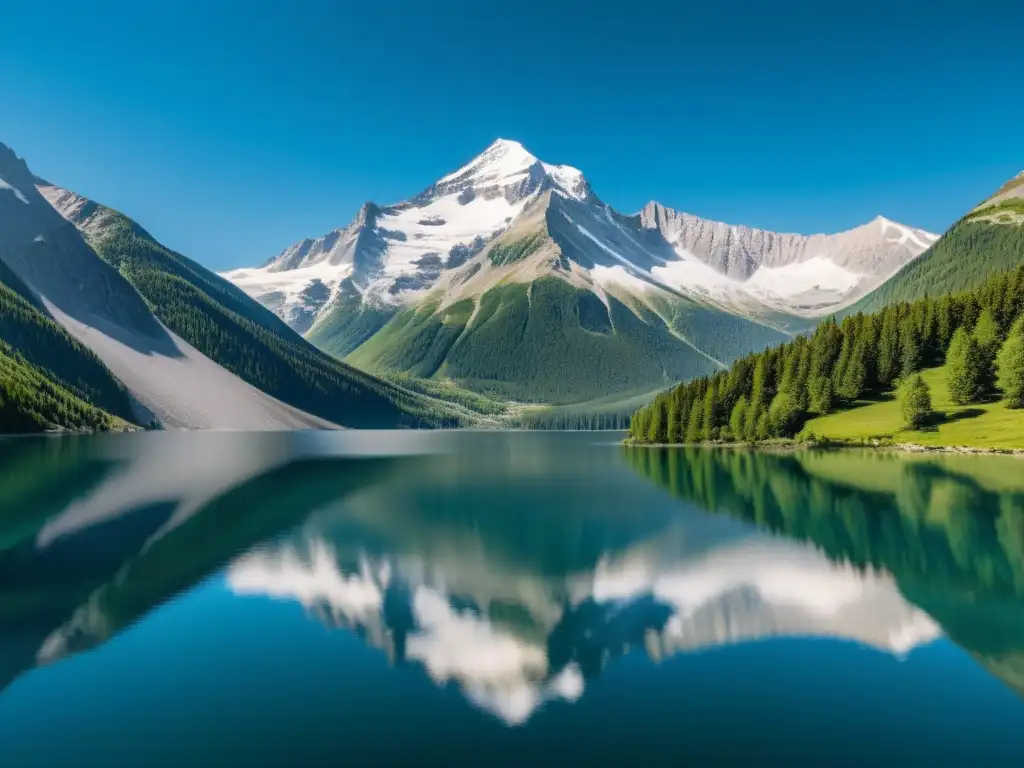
left=374, top=191, right=527, bottom=281
left=222, top=138, right=593, bottom=328
left=438, top=138, right=588, bottom=201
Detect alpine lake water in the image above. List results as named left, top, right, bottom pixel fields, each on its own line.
left=1, top=430, right=1023, bottom=766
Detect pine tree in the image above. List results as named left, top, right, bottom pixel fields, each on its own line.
left=666, top=396, right=680, bottom=443
left=859, top=314, right=880, bottom=390
left=973, top=308, right=1001, bottom=353
left=755, top=410, right=770, bottom=441
left=935, top=295, right=955, bottom=353
left=685, top=397, right=704, bottom=443
left=900, top=316, right=923, bottom=378
left=646, top=399, right=665, bottom=443
left=832, top=327, right=854, bottom=394
left=808, top=374, right=834, bottom=414
left=768, top=390, right=803, bottom=437
left=794, top=344, right=812, bottom=409
left=750, top=357, right=768, bottom=411
left=900, top=374, right=933, bottom=429
left=876, top=308, right=901, bottom=386
left=973, top=309, right=1001, bottom=393
left=997, top=316, right=1024, bottom=408
left=730, top=396, right=748, bottom=442
left=811, top=317, right=843, bottom=380
left=946, top=327, right=986, bottom=405
left=701, top=385, right=716, bottom=441
left=837, top=344, right=867, bottom=401
left=744, top=400, right=761, bottom=442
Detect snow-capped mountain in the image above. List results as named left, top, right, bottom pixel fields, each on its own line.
left=637, top=204, right=937, bottom=313
left=224, top=139, right=936, bottom=332
left=221, top=140, right=937, bottom=404
left=226, top=139, right=594, bottom=333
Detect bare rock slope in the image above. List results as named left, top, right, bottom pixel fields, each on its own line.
left=1, top=142, right=332, bottom=430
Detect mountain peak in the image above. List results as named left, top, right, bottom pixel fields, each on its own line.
left=427, top=138, right=589, bottom=203
left=0, top=142, right=36, bottom=205
left=486, top=137, right=531, bottom=154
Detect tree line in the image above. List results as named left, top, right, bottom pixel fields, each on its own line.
left=629, top=264, right=1024, bottom=444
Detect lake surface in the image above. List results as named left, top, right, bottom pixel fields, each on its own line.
left=1, top=431, right=1023, bottom=766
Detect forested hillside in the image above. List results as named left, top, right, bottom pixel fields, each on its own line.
left=0, top=340, right=128, bottom=433
left=852, top=220, right=1024, bottom=314
left=852, top=168, right=1024, bottom=315
left=629, top=265, right=1024, bottom=447
left=62, top=203, right=464, bottom=428
left=347, top=277, right=776, bottom=404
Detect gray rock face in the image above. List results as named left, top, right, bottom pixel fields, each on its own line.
left=639, top=202, right=937, bottom=282
left=4, top=142, right=333, bottom=431
left=1, top=144, right=162, bottom=338
left=976, top=169, right=1024, bottom=209
left=268, top=201, right=384, bottom=273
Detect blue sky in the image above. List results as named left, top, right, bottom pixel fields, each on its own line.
left=2, top=0, right=1021, bottom=271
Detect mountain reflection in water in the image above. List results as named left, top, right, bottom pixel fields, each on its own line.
left=1, top=432, right=1024, bottom=759
left=227, top=526, right=939, bottom=725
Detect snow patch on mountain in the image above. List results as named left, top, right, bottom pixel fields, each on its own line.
left=372, top=190, right=527, bottom=280
left=651, top=251, right=738, bottom=296
left=878, top=216, right=938, bottom=251
left=225, top=260, right=353, bottom=330
left=0, top=176, right=30, bottom=205
left=591, top=264, right=652, bottom=293
left=745, top=257, right=860, bottom=301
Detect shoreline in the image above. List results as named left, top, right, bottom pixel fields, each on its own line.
left=622, top=439, right=1024, bottom=457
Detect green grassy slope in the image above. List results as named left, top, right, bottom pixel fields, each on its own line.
left=349, top=277, right=724, bottom=404
left=74, top=208, right=461, bottom=428
left=305, top=285, right=396, bottom=358
left=801, top=364, right=1022, bottom=449
left=656, top=295, right=787, bottom=365
left=348, top=298, right=476, bottom=379
left=852, top=220, right=1024, bottom=315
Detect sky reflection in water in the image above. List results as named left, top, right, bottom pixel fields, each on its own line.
left=1, top=432, right=1023, bottom=764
